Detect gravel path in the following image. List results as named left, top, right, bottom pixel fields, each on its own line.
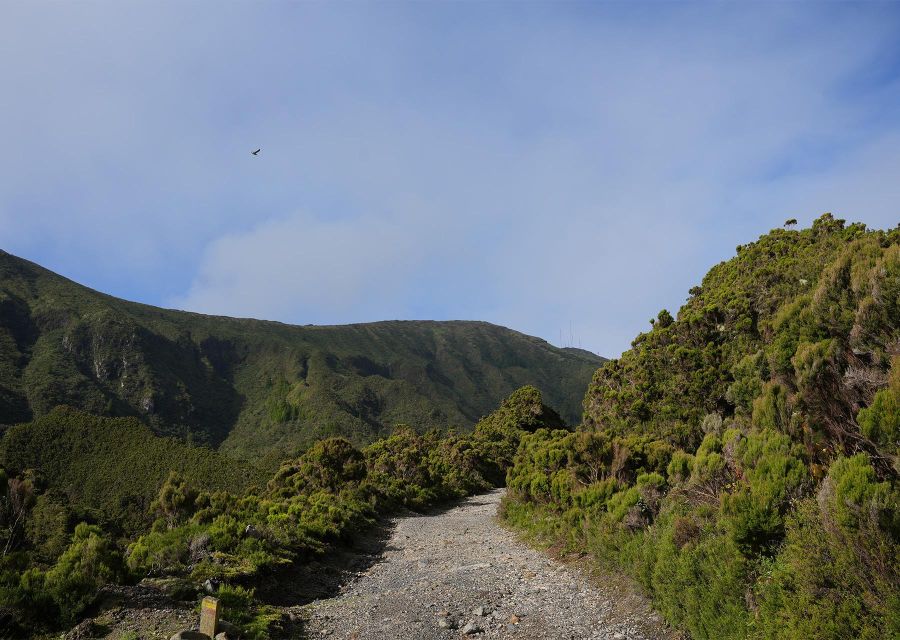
left=299, top=489, right=675, bottom=640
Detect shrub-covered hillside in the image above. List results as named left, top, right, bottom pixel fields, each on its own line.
left=503, top=215, right=899, bottom=640
left=0, top=250, right=604, bottom=461
left=0, top=407, right=263, bottom=535
left=0, top=387, right=562, bottom=637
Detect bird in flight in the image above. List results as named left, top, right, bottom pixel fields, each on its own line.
left=251, top=148, right=261, bottom=156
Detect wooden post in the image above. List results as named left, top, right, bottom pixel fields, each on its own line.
left=199, top=596, right=220, bottom=638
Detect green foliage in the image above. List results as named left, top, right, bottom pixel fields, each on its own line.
left=268, top=437, right=366, bottom=496
left=213, top=584, right=281, bottom=640
left=821, top=454, right=898, bottom=532
left=363, top=425, right=489, bottom=509
left=504, top=218, right=900, bottom=640
left=151, top=472, right=198, bottom=528
left=42, top=523, right=123, bottom=622
left=648, top=524, right=750, bottom=639
left=727, top=351, right=768, bottom=416
left=751, top=383, right=790, bottom=431
left=0, top=407, right=259, bottom=534
left=25, top=493, right=72, bottom=562
left=666, top=450, right=694, bottom=483
left=126, top=521, right=200, bottom=575
left=720, top=430, right=807, bottom=555
left=753, top=465, right=899, bottom=640
left=471, top=385, right=567, bottom=485
left=857, top=356, right=900, bottom=456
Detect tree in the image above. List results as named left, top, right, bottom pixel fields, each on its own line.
left=1, top=469, right=37, bottom=556
left=150, top=472, right=198, bottom=528
left=43, top=523, right=122, bottom=622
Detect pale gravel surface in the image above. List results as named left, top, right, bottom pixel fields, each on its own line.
left=298, top=489, right=675, bottom=640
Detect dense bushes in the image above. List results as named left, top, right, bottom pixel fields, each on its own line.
left=857, top=356, right=899, bottom=456
left=2, top=522, right=123, bottom=626
left=503, top=217, right=900, bottom=640
left=752, top=455, right=899, bottom=639
left=504, top=427, right=898, bottom=639
left=41, top=523, right=123, bottom=623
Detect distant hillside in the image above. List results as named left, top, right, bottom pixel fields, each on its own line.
left=0, top=406, right=261, bottom=534
left=0, top=250, right=604, bottom=461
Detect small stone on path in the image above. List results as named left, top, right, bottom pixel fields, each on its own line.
left=461, top=620, right=482, bottom=635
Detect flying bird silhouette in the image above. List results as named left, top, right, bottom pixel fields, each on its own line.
left=251, top=149, right=261, bottom=156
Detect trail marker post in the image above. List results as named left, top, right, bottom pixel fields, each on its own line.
left=199, top=596, right=220, bottom=638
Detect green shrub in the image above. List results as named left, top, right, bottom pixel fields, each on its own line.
left=268, top=437, right=366, bottom=496
left=472, top=385, right=566, bottom=485
left=127, top=524, right=198, bottom=575
left=152, top=472, right=198, bottom=528
left=754, top=487, right=899, bottom=640
left=721, top=430, right=808, bottom=555
left=666, top=450, right=694, bottom=483
left=857, top=357, right=899, bottom=455
left=821, top=454, right=897, bottom=532
left=648, top=526, right=749, bottom=640
left=25, top=494, right=72, bottom=562
left=727, top=352, right=767, bottom=416
left=43, top=523, right=123, bottom=623
left=751, top=383, right=790, bottom=431
left=572, top=477, right=622, bottom=511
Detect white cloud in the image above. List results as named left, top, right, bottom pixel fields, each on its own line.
left=173, top=208, right=432, bottom=323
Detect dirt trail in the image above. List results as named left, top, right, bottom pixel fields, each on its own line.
left=298, top=489, right=674, bottom=640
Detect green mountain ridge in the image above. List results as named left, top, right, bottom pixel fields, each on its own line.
left=0, top=249, right=604, bottom=461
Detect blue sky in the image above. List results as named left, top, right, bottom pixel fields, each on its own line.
left=2, top=2, right=899, bottom=357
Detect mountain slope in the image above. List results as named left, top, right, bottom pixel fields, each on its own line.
left=0, top=250, right=604, bottom=460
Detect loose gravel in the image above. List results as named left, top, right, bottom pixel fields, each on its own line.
left=298, top=489, right=675, bottom=640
